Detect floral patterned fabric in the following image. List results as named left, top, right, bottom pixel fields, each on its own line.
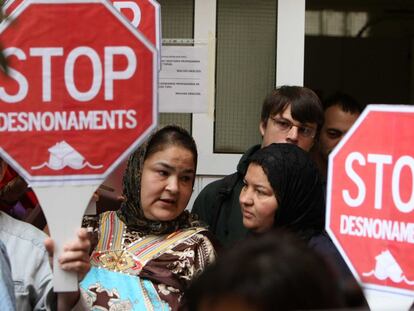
left=81, top=211, right=216, bottom=311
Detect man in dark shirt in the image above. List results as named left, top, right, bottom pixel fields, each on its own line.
left=310, top=92, right=363, bottom=181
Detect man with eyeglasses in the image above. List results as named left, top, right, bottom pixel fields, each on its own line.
left=192, top=86, right=324, bottom=247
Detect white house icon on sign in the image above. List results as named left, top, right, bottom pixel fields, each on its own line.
left=48, top=141, right=84, bottom=170
left=31, top=141, right=103, bottom=171
left=363, top=249, right=414, bottom=285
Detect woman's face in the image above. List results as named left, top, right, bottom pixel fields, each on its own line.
left=239, top=163, right=278, bottom=233
left=140, top=145, right=195, bottom=221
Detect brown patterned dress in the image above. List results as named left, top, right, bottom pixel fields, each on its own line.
left=80, top=211, right=216, bottom=311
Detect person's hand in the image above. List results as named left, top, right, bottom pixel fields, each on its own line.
left=44, top=228, right=91, bottom=310
left=44, top=228, right=91, bottom=281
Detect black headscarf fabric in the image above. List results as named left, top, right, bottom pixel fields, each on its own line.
left=116, top=127, right=200, bottom=235
left=248, top=143, right=325, bottom=241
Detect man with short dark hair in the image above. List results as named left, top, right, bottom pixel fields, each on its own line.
left=192, top=86, right=324, bottom=247
left=311, top=92, right=364, bottom=180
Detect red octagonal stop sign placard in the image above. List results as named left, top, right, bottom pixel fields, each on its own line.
left=327, top=105, right=414, bottom=296
left=4, top=0, right=161, bottom=60
left=0, top=0, right=158, bottom=186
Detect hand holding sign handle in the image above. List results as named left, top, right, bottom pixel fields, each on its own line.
left=33, top=184, right=98, bottom=291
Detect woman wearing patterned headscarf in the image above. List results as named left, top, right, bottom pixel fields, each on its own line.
left=239, top=143, right=367, bottom=308
left=80, top=125, right=216, bottom=310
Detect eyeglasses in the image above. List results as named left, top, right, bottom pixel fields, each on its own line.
left=270, top=117, right=316, bottom=138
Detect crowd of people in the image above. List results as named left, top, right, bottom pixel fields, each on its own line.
left=0, top=86, right=368, bottom=310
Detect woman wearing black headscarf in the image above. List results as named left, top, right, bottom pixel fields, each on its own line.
left=239, top=143, right=367, bottom=308
left=240, top=143, right=325, bottom=238
left=80, top=125, right=216, bottom=310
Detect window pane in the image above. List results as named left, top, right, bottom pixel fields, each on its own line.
left=158, top=0, right=193, bottom=132
left=215, top=0, right=276, bottom=153
left=305, top=10, right=369, bottom=37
